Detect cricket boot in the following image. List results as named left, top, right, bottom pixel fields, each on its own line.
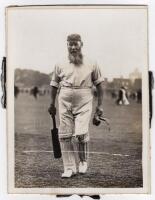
left=60, top=137, right=77, bottom=178
left=77, top=135, right=88, bottom=174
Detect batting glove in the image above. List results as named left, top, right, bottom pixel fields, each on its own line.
left=93, top=107, right=104, bottom=126
left=96, top=106, right=104, bottom=117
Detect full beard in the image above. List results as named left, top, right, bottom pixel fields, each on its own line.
left=68, top=53, right=83, bottom=66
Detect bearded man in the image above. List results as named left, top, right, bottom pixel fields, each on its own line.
left=48, top=34, right=104, bottom=178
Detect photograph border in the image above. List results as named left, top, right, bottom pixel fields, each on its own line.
left=6, top=4, right=150, bottom=195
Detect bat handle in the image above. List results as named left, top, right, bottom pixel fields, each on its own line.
left=51, top=115, right=56, bottom=129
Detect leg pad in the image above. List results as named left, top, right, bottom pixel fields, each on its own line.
left=76, top=134, right=89, bottom=162
left=59, top=137, right=76, bottom=173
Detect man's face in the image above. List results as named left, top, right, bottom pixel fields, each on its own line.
left=67, top=40, right=83, bottom=56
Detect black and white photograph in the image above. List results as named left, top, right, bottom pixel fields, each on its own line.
left=6, top=5, right=150, bottom=194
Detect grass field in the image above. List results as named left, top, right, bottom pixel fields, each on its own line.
left=15, top=93, right=142, bottom=188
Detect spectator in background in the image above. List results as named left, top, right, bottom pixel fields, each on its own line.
left=14, top=85, right=19, bottom=98
left=116, top=86, right=129, bottom=105
left=31, top=86, right=39, bottom=99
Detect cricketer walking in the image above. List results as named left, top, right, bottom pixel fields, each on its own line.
left=48, top=34, right=104, bottom=178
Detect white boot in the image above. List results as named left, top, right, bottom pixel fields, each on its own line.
left=60, top=137, right=77, bottom=178
left=61, top=169, right=76, bottom=178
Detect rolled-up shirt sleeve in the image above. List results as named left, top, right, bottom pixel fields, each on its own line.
left=50, top=65, right=61, bottom=88
left=92, top=63, right=104, bottom=86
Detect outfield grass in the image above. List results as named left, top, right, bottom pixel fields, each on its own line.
left=15, top=93, right=142, bottom=188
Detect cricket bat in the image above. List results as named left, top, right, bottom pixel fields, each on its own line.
left=51, top=115, right=62, bottom=158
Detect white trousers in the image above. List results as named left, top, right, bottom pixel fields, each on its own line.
left=58, top=87, right=93, bottom=138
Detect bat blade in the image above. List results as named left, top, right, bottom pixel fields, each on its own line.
left=51, top=127, right=62, bottom=158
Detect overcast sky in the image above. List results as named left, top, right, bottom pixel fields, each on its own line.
left=7, top=6, right=148, bottom=79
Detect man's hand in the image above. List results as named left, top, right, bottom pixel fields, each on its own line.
left=93, top=106, right=104, bottom=126
left=48, top=104, right=56, bottom=116
left=96, top=106, right=103, bottom=117
left=48, top=86, right=58, bottom=116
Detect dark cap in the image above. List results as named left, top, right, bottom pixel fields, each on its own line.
left=67, top=34, right=82, bottom=42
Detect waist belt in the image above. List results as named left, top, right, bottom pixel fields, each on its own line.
left=61, top=86, right=92, bottom=89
